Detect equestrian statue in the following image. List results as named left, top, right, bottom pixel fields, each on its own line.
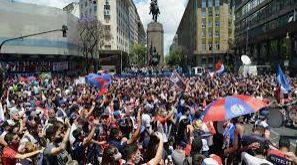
left=149, top=0, right=160, bottom=22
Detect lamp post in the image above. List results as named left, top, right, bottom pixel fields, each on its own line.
left=246, top=25, right=250, bottom=56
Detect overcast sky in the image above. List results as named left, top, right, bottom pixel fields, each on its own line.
left=14, top=0, right=187, bottom=54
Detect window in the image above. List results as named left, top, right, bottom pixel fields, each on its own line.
left=215, top=43, right=220, bottom=50
left=105, top=45, right=111, bottom=50
left=202, top=44, right=207, bottom=50
left=85, top=1, right=87, bottom=7
left=215, top=31, right=220, bottom=37
left=105, top=25, right=111, bottom=31
left=94, top=5, right=97, bottom=12
left=209, top=10, right=213, bottom=17
left=202, top=10, right=206, bottom=17
left=215, top=0, right=220, bottom=6
left=209, top=44, right=213, bottom=51
left=208, top=0, right=213, bottom=7
left=209, top=32, right=213, bottom=37
left=215, top=8, right=220, bottom=17
left=202, top=0, right=206, bottom=8
left=215, top=21, right=220, bottom=27
left=202, top=19, right=206, bottom=28
left=208, top=21, right=213, bottom=27
left=104, top=9, right=110, bottom=16
left=202, top=31, right=206, bottom=37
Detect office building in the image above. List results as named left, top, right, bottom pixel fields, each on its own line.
left=79, top=0, right=146, bottom=53
left=234, top=0, right=297, bottom=74
left=173, top=0, right=235, bottom=69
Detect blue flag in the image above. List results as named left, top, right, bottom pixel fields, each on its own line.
left=276, top=65, right=291, bottom=93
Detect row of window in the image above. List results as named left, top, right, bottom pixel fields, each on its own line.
left=236, top=0, right=265, bottom=18
left=81, top=0, right=97, bottom=8
left=202, top=20, right=220, bottom=27
left=202, top=31, right=220, bottom=37
left=236, top=11, right=296, bottom=42
left=235, top=0, right=297, bottom=34
left=117, top=36, right=128, bottom=47
left=202, top=8, right=220, bottom=17
left=202, top=0, right=220, bottom=8
left=202, top=43, right=220, bottom=51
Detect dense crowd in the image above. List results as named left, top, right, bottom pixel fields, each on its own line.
left=1, top=73, right=297, bottom=165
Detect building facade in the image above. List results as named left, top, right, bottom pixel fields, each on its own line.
left=174, top=0, right=235, bottom=69
left=79, top=0, right=146, bottom=54
left=0, top=0, right=83, bottom=74
left=234, top=0, right=297, bottom=75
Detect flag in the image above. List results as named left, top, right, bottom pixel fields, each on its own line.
left=215, top=60, right=225, bottom=75
left=0, top=103, right=5, bottom=123
left=276, top=65, right=291, bottom=93
left=95, top=77, right=108, bottom=96
left=170, top=70, right=186, bottom=91
left=85, top=73, right=110, bottom=96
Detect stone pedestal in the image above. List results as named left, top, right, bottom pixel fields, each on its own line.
left=147, top=22, right=164, bottom=65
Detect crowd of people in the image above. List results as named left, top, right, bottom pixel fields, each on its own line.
left=0, top=72, right=297, bottom=165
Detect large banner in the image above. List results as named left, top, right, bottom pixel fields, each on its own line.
left=53, top=62, right=68, bottom=71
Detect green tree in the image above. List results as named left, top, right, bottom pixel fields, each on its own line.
left=166, top=48, right=186, bottom=68
left=130, top=43, right=147, bottom=67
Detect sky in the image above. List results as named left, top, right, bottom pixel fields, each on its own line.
left=14, top=0, right=187, bottom=54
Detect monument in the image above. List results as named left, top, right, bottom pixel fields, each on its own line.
left=147, top=0, right=164, bottom=66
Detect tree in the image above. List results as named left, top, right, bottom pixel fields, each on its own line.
left=165, top=48, right=186, bottom=68
left=78, top=16, right=111, bottom=71
left=130, top=43, right=147, bottom=67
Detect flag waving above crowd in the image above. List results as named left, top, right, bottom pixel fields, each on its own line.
left=276, top=64, right=291, bottom=93
left=215, top=60, right=225, bottom=75
left=170, top=70, right=186, bottom=91
left=85, top=72, right=112, bottom=96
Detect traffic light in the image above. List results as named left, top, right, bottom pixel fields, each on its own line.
left=62, top=25, right=68, bottom=37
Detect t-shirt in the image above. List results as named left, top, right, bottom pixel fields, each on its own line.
left=2, top=147, right=17, bottom=165
left=241, top=152, right=273, bottom=165
left=142, top=114, right=151, bottom=128
left=71, top=140, right=85, bottom=165
left=172, top=150, right=185, bottom=165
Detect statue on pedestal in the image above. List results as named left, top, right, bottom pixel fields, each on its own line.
left=149, top=44, right=160, bottom=66
left=149, top=0, right=160, bottom=22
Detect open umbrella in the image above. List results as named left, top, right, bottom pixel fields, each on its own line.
left=200, top=95, right=267, bottom=122
left=40, top=73, right=51, bottom=80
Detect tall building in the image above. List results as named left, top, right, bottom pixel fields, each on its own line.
left=234, top=0, right=297, bottom=74
left=79, top=0, right=146, bottom=54
left=173, top=0, right=235, bottom=69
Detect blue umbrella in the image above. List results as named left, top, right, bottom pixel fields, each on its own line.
left=102, top=73, right=112, bottom=86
